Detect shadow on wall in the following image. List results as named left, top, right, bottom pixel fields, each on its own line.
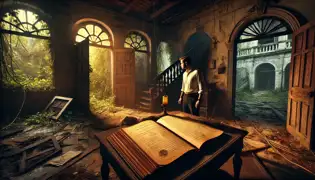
left=184, top=32, right=211, bottom=80
left=207, top=83, right=232, bottom=119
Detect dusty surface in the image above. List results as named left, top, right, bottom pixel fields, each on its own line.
left=1, top=107, right=315, bottom=180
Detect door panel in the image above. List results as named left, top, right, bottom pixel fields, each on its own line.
left=287, top=21, right=315, bottom=150
left=113, top=49, right=135, bottom=108
left=75, top=39, right=89, bottom=112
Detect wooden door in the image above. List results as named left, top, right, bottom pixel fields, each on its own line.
left=287, top=21, right=315, bottom=150
left=75, top=39, right=89, bottom=112
left=113, top=49, right=136, bottom=108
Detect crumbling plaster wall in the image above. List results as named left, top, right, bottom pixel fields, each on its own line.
left=176, top=0, right=315, bottom=118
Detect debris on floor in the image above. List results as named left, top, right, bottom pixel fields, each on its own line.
left=1, top=107, right=315, bottom=180
left=47, top=150, right=82, bottom=166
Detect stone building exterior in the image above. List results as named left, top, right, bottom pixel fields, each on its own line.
left=236, top=35, right=292, bottom=90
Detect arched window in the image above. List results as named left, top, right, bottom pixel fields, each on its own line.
left=0, top=8, right=53, bottom=90
left=124, top=31, right=150, bottom=85
left=239, top=18, right=292, bottom=42
left=75, top=23, right=112, bottom=47
left=124, top=31, right=148, bottom=52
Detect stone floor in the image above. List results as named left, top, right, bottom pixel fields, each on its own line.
left=1, top=107, right=315, bottom=180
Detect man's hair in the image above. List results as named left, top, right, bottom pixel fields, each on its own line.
left=179, top=56, right=191, bottom=65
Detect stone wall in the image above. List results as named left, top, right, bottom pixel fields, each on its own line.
left=175, top=0, right=315, bottom=118
left=237, top=52, right=291, bottom=90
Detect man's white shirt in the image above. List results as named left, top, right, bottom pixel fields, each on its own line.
left=181, top=69, right=203, bottom=94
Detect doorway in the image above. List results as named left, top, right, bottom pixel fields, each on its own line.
left=184, top=32, right=211, bottom=79
left=234, top=18, right=293, bottom=123
left=74, top=21, right=114, bottom=114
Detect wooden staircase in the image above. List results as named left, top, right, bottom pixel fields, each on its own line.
left=137, top=60, right=183, bottom=112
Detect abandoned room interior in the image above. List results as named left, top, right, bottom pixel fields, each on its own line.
left=1, top=0, right=315, bottom=179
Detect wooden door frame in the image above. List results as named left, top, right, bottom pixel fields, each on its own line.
left=226, top=7, right=304, bottom=118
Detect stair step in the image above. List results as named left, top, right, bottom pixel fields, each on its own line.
left=142, top=90, right=150, bottom=94
left=138, top=105, right=151, bottom=111
left=140, top=96, right=151, bottom=102
left=139, top=101, right=151, bottom=107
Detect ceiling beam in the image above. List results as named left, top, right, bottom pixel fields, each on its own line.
left=150, top=1, right=181, bottom=19
left=122, top=0, right=141, bottom=13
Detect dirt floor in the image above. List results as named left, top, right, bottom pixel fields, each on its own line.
left=1, top=107, right=315, bottom=180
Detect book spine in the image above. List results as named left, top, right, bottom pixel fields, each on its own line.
left=107, top=130, right=159, bottom=179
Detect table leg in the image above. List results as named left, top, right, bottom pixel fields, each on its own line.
left=100, top=145, right=110, bottom=180
left=233, top=142, right=243, bottom=180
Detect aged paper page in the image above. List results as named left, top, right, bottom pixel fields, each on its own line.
left=122, top=120, right=195, bottom=166
left=157, top=116, right=223, bottom=149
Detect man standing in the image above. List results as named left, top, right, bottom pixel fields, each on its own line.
left=178, top=56, right=203, bottom=116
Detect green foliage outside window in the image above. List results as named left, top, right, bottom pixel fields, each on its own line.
left=1, top=34, right=53, bottom=90
left=89, top=46, right=115, bottom=113
left=0, top=8, right=53, bottom=91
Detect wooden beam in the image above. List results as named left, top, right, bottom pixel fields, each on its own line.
left=122, top=0, right=141, bottom=13
left=150, top=1, right=181, bottom=19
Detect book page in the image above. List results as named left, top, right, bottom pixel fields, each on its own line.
left=122, top=120, right=195, bottom=166
left=157, top=116, right=223, bottom=149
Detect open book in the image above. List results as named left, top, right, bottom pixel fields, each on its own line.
left=107, top=115, right=223, bottom=178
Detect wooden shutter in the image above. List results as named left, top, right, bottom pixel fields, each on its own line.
left=75, top=39, right=89, bottom=112
left=113, top=49, right=136, bottom=108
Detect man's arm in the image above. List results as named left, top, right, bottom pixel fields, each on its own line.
left=180, top=91, right=184, bottom=99
left=180, top=73, right=185, bottom=99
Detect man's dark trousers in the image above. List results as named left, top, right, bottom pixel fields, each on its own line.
left=182, top=93, right=200, bottom=116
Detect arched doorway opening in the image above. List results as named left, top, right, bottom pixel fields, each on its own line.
left=124, top=31, right=150, bottom=91
left=228, top=7, right=304, bottom=120
left=73, top=20, right=114, bottom=114
left=255, top=63, right=275, bottom=90
left=234, top=17, right=293, bottom=122
left=184, top=32, right=211, bottom=79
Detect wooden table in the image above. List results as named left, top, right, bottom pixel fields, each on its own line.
left=95, top=114, right=247, bottom=180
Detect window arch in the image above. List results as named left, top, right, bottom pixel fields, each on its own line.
left=1, top=9, right=50, bottom=38
left=124, top=31, right=148, bottom=52
left=75, top=22, right=112, bottom=47
left=239, top=17, right=292, bottom=42
left=0, top=8, right=53, bottom=90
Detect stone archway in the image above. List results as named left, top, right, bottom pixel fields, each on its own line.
left=227, top=7, right=304, bottom=117
left=184, top=32, right=211, bottom=79
left=255, top=63, right=275, bottom=90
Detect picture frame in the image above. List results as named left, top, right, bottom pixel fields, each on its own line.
left=44, top=96, right=73, bottom=120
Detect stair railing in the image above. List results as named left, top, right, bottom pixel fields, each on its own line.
left=149, top=60, right=183, bottom=110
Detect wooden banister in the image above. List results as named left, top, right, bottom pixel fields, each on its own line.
left=149, top=60, right=183, bottom=108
